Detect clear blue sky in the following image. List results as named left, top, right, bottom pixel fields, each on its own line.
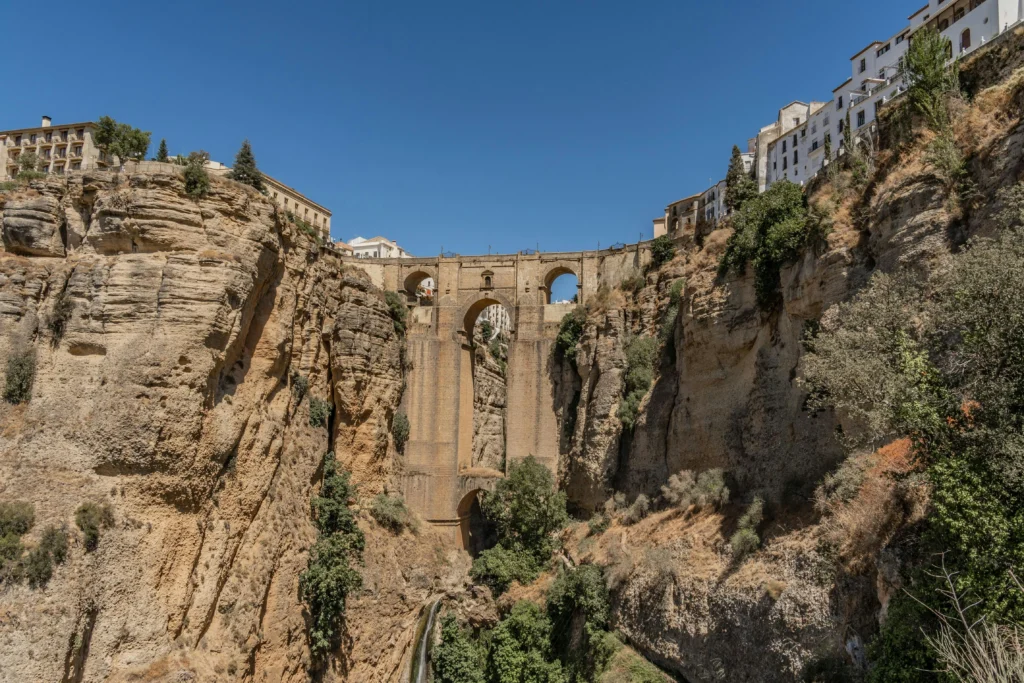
left=6, top=0, right=912, bottom=259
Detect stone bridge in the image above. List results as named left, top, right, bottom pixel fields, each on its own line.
left=344, top=245, right=653, bottom=547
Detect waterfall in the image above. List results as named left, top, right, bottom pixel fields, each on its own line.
left=409, top=600, right=441, bottom=683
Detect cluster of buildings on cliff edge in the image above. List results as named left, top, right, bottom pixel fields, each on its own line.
left=0, top=117, right=333, bottom=242
left=655, top=0, right=1024, bottom=240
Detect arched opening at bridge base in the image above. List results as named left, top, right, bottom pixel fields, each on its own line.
left=458, top=297, right=513, bottom=475
left=457, top=489, right=495, bottom=555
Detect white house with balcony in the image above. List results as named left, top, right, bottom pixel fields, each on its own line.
left=837, top=0, right=1022, bottom=149
left=760, top=0, right=1022, bottom=191
left=348, top=236, right=412, bottom=259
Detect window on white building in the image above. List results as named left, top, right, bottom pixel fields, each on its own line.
left=859, top=58, right=867, bottom=73
left=857, top=110, right=866, bottom=127
left=837, top=95, right=844, bottom=110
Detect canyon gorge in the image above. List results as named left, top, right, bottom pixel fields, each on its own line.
left=3, top=30, right=1024, bottom=683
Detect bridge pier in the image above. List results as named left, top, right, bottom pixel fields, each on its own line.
left=342, top=245, right=649, bottom=547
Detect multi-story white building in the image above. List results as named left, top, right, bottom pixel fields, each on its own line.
left=651, top=0, right=1024, bottom=236
left=479, top=304, right=511, bottom=339
left=348, top=236, right=412, bottom=259
left=653, top=0, right=1024, bottom=238
left=763, top=0, right=1023, bottom=191
left=760, top=101, right=831, bottom=189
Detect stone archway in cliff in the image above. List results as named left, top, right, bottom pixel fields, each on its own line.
left=457, top=489, right=494, bottom=555
left=457, top=295, right=515, bottom=474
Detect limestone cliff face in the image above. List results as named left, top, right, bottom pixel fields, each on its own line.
left=0, top=169, right=453, bottom=682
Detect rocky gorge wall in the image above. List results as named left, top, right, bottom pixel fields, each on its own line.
left=0, top=169, right=463, bottom=682
left=550, top=42, right=1024, bottom=680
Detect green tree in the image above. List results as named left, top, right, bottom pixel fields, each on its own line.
left=155, top=138, right=169, bottom=162
left=900, top=26, right=958, bottom=132
left=183, top=151, right=210, bottom=199
left=802, top=215, right=1024, bottom=675
left=16, top=151, right=40, bottom=176
left=300, top=452, right=365, bottom=657
left=556, top=308, right=587, bottom=363
left=227, top=139, right=265, bottom=192
left=480, top=456, right=568, bottom=562
left=486, top=601, right=567, bottom=683
left=94, top=116, right=151, bottom=165
left=650, top=236, right=676, bottom=267
left=433, top=614, right=485, bottom=683
left=547, top=565, right=615, bottom=682
left=718, top=180, right=829, bottom=308
left=470, top=544, right=540, bottom=595
left=725, top=145, right=757, bottom=212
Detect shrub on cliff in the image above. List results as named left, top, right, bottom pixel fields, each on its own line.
left=385, top=291, right=408, bottom=336
left=433, top=614, right=485, bottom=683
left=4, top=351, right=35, bottom=404
left=617, top=336, right=658, bottom=430
left=0, top=501, right=34, bottom=585
left=661, top=469, right=729, bottom=512
left=650, top=236, right=675, bottom=268
left=301, top=452, right=365, bottom=657
left=659, top=279, right=685, bottom=345
left=25, top=525, right=69, bottom=588
left=619, top=494, right=650, bottom=526
left=227, top=139, right=265, bottom=192
left=718, top=180, right=830, bottom=309
left=290, top=372, right=309, bottom=400
left=0, top=501, right=34, bottom=537
left=556, top=307, right=587, bottom=363
left=470, top=544, right=540, bottom=595
left=369, top=493, right=414, bottom=534
left=183, top=151, right=211, bottom=199
left=309, top=397, right=332, bottom=428
left=730, top=497, right=764, bottom=561
left=48, top=289, right=74, bottom=344
left=392, top=411, right=410, bottom=453
left=75, top=501, right=114, bottom=552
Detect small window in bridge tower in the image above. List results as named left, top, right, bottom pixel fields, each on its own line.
left=482, top=271, right=494, bottom=289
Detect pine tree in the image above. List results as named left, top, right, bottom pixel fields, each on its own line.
left=155, top=139, right=169, bottom=162
left=725, top=145, right=757, bottom=213
left=228, top=140, right=265, bottom=192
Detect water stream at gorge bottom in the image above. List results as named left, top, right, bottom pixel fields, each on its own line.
left=409, top=600, right=441, bottom=683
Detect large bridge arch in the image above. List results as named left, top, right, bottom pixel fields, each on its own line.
left=338, top=243, right=656, bottom=544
